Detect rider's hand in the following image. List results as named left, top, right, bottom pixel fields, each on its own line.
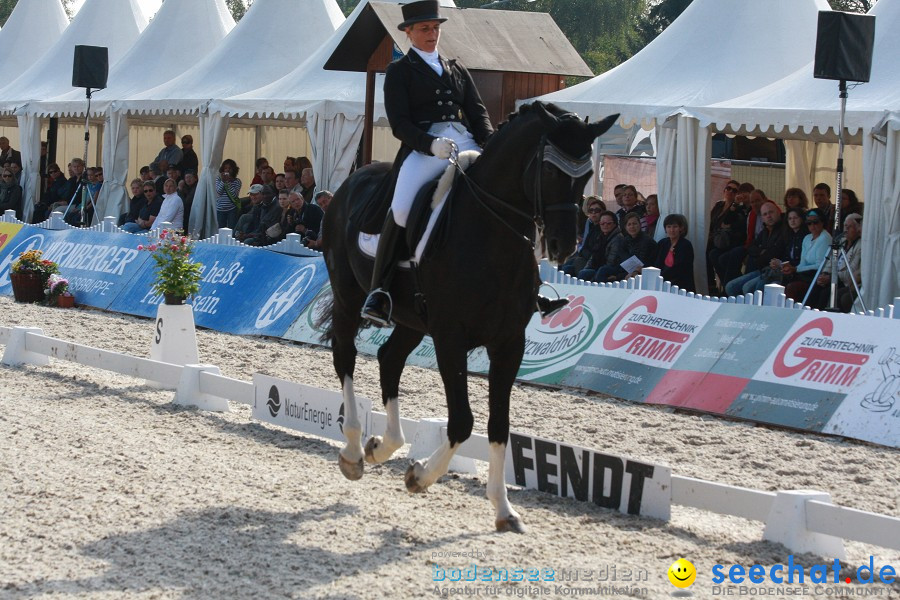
left=430, top=137, right=454, bottom=160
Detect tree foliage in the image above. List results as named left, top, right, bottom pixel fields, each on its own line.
left=225, top=0, right=252, bottom=21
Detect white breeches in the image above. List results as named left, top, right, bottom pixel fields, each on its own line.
left=391, top=123, right=481, bottom=228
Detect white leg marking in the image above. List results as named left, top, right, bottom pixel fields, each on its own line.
left=366, top=397, right=405, bottom=463
left=338, top=375, right=365, bottom=480
left=487, top=442, right=524, bottom=533
left=406, top=439, right=458, bottom=492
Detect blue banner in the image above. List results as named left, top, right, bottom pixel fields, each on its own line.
left=108, top=244, right=329, bottom=337
left=0, top=226, right=150, bottom=309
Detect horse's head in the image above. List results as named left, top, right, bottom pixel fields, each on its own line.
left=526, top=102, right=618, bottom=263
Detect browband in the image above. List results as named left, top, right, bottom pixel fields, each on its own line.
left=542, top=144, right=593, bottom=178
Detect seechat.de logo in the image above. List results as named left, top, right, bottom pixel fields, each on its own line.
left=267, top=385, right=281, bottom=417
left=0, top=233, right=45, bottom=287
left=255, top=264, right=317, bottom=329
left=668, top=558, right=696, bottom=594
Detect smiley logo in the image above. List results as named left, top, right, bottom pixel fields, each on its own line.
left=668, top=558, right=696, bottom=588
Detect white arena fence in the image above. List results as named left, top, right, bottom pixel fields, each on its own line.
left=1, top=324, right=899, bottom=560
left=5, top=209, right=900, bottom=317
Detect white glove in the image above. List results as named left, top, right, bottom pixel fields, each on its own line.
left=430, top=137, right=455, bottom=160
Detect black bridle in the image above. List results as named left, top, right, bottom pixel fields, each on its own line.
left=451, top=135, right=593, bottom=249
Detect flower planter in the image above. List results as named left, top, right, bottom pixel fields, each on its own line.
left=164, top=293, right=186, bottom=305
left=57, top=295, right=75, bottom=308
left=10, top=272, right=46, bottom=303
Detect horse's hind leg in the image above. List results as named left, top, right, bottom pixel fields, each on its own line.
left=332, top=293, right=366, bottom=481
left=366, top=324, right=425, bottom=464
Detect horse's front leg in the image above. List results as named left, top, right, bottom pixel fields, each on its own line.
left=485, top=334, right=526, bottom=533
left=405, top=333, right=472, bottom=493
left=366, top=326, right=424, bottom=463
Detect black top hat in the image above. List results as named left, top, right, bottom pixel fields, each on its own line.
left=398, top=0, right=446, bottom=31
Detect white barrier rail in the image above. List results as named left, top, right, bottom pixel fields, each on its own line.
left=3, top=209, right=896, bottom=316
left=2, top=324, right=900, bottom=559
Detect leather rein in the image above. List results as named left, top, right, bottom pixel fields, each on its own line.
left=450, top=136, right=592, bottom=250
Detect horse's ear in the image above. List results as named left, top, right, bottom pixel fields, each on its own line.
left=533, top=102, right=559, bottom=130
left=589, top=113, right=620, bottom=139
left=584, top=116, right=590, bottom=124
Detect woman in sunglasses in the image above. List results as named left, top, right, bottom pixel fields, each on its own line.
left=782, top=208, right=832, bottom=302
left=0, top=167, right=23, bottom=221
left=561, top=197, right=606, bottom=276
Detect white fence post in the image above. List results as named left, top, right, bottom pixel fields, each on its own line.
left=49, top=211, right=67, bottom=229
left=2, top=209, right=16, bottom=222
left=640, top=267, right=663, bottom=291
left=174, top=364, right=230, bottom=411
left=763, top=490, right=846, bottom=559
left=763, top=283, right=785, bottom=307
left=1, top=327, right=49, bottom=367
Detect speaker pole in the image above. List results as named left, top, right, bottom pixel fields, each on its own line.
left=81, top=88, right=97, bottom=226
left=828, top=79, right=847, bottom=309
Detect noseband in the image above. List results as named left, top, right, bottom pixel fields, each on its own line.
left=452, top=135, right=593, bottom=248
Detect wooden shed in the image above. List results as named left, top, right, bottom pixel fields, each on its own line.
left=324, top=2, right=592, bottom=163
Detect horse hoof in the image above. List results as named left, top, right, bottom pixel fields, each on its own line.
left=338, top=453, right=364, bottom=481
left=496, top=514, right=526, bottom=534
left=364, top=436, right=382, bottom=464
left=404, top=462, right=427, bottom=493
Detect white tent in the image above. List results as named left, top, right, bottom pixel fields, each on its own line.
left=683, top=0, right=900, bottom=309
left=0, top=0, right=147, bottom=222
left=0, top=0, right=69, bottom=86
left=118, top=0, right=344, bottom=236
left=0, top=0, right=147, bottom=112
left=197, top=0, right=455, bottom=237
left=25, top=0, right=235, bottom=224
left=536, top=0, right=830, bottom=294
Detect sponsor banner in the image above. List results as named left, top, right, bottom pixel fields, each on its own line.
left=727, top=380, right=846, bottom=431
left=646, top=305, right=802, bottom=412
left=563, top=292, right=718, bottom=401
left=0, top=222, right=24, bottom=254
left=517, top=288, right=632, bottom=384
left=252, top=374, right=372, bottom=442
left=0, top=226, right=149, bottom=308
left=109, top=245, right=328, bottom=336
left=750, top=312, right=898, bottom=446
left=506, top=431, right=671, bottom=520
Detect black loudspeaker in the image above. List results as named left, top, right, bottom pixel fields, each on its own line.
left=814, top=12, right=875, bottom=82
left=72, top=45, right=109, bottom=89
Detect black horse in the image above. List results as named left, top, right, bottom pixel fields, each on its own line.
left=321, top=102, right=617, bottom=532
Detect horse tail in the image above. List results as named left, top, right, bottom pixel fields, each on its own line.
left=315, top=294, right=335, bottom=346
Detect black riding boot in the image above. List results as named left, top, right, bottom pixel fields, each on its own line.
left=536, top=294, right=569, bottom=318
left=361, top=213, right=405, bottom=327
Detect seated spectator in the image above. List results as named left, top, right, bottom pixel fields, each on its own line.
left=783, top=187, right=809, bottom=212
left=180, top=135, right=198, bottom=173
left=251, top=158, right=268, bottom=186
left=215, top=159, right=242, bottom=230
left=274, top=172, right=286, bottom=194
left=245, top=186, right=284, bottom=246
left=179, top=169, right=198, bottom=234
left=283, top=156, right=296, bottom=173
left=0, top=136, right=21, bottom=166
left=593, top=211, right=655, bottom=282
left=641, top=194, right=659, bottom=234
left=724, top=201, right=786, bottom=296
left=34, top=163, right=67, bottom=223
left=119, top=179, right=145, bottom=226
left=0, top=167, right=23, bottom=220
left=121, top=183, right=163, bottom=233
left=154, top=129, right=183, bottom=168
left=8, top=160, right=22, bottom=184
left=86, top=167, right=102, bottom=208
left=805, top=213, right=862, bottom=312
left=166, top=164, right=182, bottom=185
left=151, top=178, right=184, bottom=231
left=296, top=156, right=313, bottom=173
left=577, top=210, right=622, bottom=281
left=717, top=184, right=763, bottom=290
left=783, top=208, right=832, bottom=302
left=284, top=188, right=324, bottom=246
left=836, top=189, right=864, bottom=234
left=233, top=184, right=267, bottom=242
left=300, top=167, right=316, bottom=203
left=140, top=165, right=152, bottom=182
left=707, top=180, right=746, bottom=294
left=612, top=184, right=626, bottom=211
left=759, top=207, right=807, bottom=289
left=154, top=160, right=169, bottom=196
left=654, top=213, right=695, bottom=292
left=560, top=198, right=605, bottom=276
left=260, top=165, right=276, bottom=189
left=306, top=191, right=333, bottom=249
left=812, top=182, right=835, bottom=233
left=615, top=185, right=645, bottom=226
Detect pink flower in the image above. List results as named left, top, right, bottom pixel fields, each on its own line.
left=148, top=244, right=158, bottom=251
left=161, top=229, right=168, bottom=236
left=137, top=245, right=144, bottom=250
left=181, top=237, right=187, bottom=244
